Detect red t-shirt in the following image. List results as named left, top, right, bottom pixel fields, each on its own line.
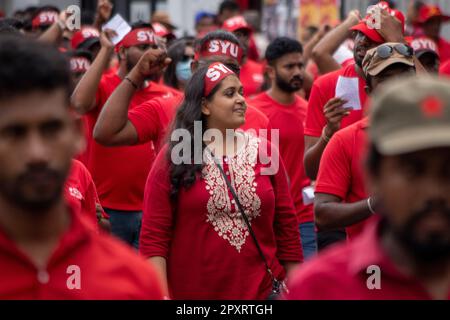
left=128, top=95, right=270, bottom=153
left=64, top=159, right=104, bottom=230
left=240, top=59, right=265, bottom=98
left=140, top=134, right=302, bottom=299
left=286, top=219, right=450, bottom=300
left=250, top=92, right=312, bottom=224
left=439, top=58, right=450, bottom=77
left=315, top=118, right=376, bottom=239
left=84, top=73, right=180, bottom=211
left=0, top=203, right=163, bottom=299
left=305, top=62, right=368, bottom=137
left=437, top=37, right=450, bottom=64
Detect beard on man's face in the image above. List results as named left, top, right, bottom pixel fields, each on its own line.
left=0, top=165, right=66, bottom=213
left=383, top=199, right=450, bottom=263
left=275, top=72, right=303, bottom=93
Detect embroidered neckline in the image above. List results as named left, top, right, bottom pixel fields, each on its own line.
left=202, top=133, right=261, bottom=252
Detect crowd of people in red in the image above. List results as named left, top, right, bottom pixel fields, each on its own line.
left=0, top=0, right=448, bottom=300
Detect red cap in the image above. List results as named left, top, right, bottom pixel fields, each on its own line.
left=204, top=62, right=236, bottom=96
left=32, top=10, right=58, bottom=29
left=116, top=28, right=157, bottom=51
left=196, top=39, right=243, bottom=64
left=411, top=37, right=439, bottom=57
left=417, top=5, right=450, bottom=24
left=152, top=22, right=174, bottom=39
left=222, top=16, right=252, bottom=34
left=71, top=26, right=100, bottom=50
left=350, top=1, right=405, bottom=43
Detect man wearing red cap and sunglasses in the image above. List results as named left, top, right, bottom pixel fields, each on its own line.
left=415, top=4, right=450, bottom=64
left=304, top=1, right=407, bottom=249
left=71, top=22, right=180, bottom=249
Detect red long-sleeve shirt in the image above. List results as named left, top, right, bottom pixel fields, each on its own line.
left=140, top=133, right=302, bottom=299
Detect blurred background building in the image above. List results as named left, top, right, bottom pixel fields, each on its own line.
left=1, top=0, right=449, bottom=39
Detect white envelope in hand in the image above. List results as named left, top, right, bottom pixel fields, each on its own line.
left=335, top=76, right=361, bottom=110
left=102, top=14, right=132, bottom=45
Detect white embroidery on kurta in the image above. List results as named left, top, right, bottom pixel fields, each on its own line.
left=203, top=133, right=261, bottom=252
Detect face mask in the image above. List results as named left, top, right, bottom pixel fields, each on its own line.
left=176, top=59, right=192, bottom=82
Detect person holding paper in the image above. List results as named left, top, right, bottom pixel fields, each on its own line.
left=250, top=37, right=316, bottom=259
left=314, top=42, right=416, bottom=241
left=70, top=22, right=178, bottom=249
left=304, top=3, right=406, bottom=251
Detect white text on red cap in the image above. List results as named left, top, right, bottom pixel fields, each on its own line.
left=207, top=40, right=239, bottom=58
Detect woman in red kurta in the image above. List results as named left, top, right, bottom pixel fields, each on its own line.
left=139, top=63, right=302, bottom=299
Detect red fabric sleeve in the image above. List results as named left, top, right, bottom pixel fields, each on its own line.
left=128, top=100, right=163, bottom=144
left=268, top=144, right=304, bottom=263
left=139, top=146, right=174, bottom=259
left=304, top=81, right=328, bottom=137
left=315, top=132, right=351, bottom=199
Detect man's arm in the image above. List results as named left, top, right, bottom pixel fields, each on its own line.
left=70, top=30, right=115, bottom=114
left=303, top=97, right=350, bottom=180
left=314, top=193, right=373, bottom=231
left=93, top=48, right=171, bottom=146
left=312, top=10, right=360, bottom=75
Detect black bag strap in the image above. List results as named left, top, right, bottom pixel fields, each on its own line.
left=210, top=152, right=276, bottom=282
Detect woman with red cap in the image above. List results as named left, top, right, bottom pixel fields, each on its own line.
left=139, top=62, right=302, bottom=299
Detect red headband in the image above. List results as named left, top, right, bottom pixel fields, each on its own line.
left=32, top=11, right=58, bottom=29
left=197, top=39, right=243, bottom=64
left=116, top=28, right=156, bottom=50
left=70, top=57, right=91, bottom=73
left=204, top=62, right=235, bottom=96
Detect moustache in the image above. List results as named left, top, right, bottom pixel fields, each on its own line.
left=407, top=199, right=450, bottom=230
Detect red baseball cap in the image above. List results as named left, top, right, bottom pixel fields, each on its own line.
left=350, top=1, right=405, bottom=43
left=416, top=5, right=450, bottom=24
left=71, top=26, right=100, bottom=50
left=222, top=16, right=252, bottom=34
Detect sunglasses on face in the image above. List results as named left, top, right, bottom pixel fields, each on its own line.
left=376, top=44, right=414, bottom=59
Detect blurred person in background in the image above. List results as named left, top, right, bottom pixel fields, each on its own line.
left=163, top=37, right=195, bottom=92
left=414, top=4, right=450, bottom=63
left=287, top=76, right=450, bottom=300
left=222, top=15, right=264, bottom=97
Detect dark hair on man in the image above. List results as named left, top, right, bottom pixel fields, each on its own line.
left=218, top=1, right=240, bottom=15
left=265, top=37, right=303, bottom=65
left=0, top=36, right=71, bottom=100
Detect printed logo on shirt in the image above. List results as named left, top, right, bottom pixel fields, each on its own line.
left=68, top=187, right=83, bottom=201
left=253, top=74, right=264, bottom=84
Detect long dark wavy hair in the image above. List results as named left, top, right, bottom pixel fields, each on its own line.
left=167, top=64, right=222, bottom=202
